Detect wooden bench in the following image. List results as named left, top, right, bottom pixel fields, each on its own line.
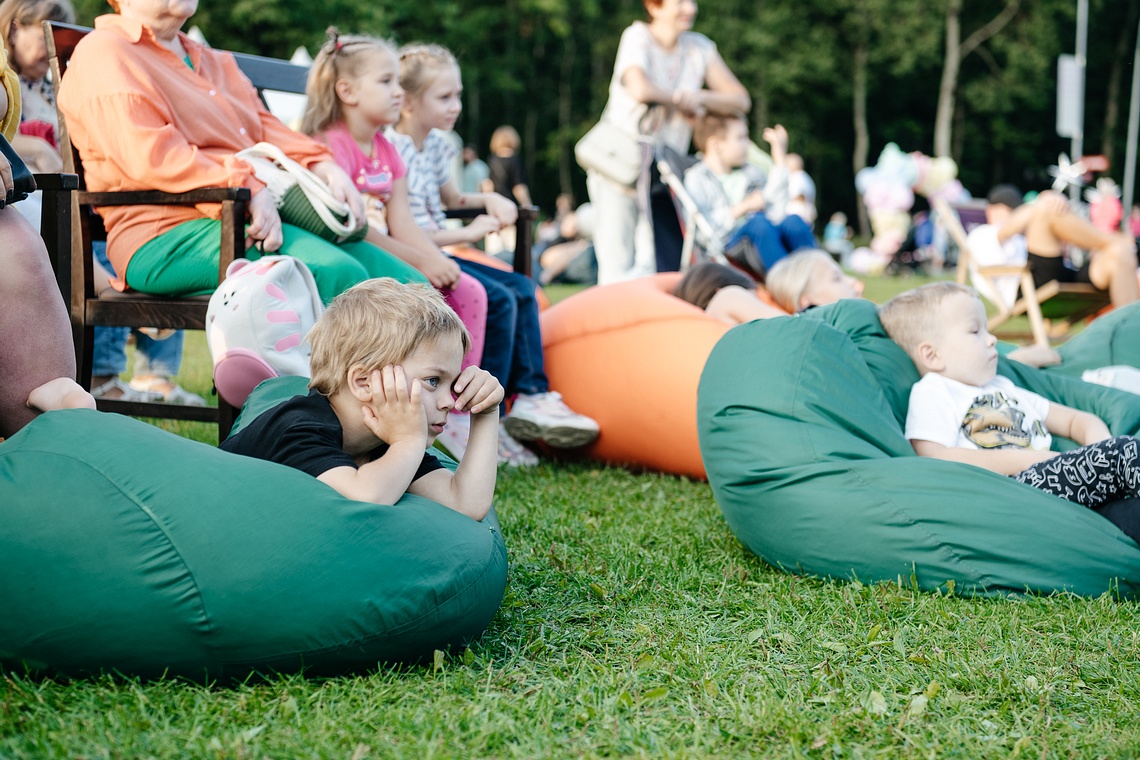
left=40, top=21, right=536, bottom=442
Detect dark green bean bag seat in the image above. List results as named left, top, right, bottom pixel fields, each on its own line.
left=1052, top=301, right=1140, bottom=377
left=698, top=299, right=1140, bottom=598
left=0, top=376, right=507, bottom=681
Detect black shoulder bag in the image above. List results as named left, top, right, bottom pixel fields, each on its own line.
left=0, top=133, right=36, bottom=209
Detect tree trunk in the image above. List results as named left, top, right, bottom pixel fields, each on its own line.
left=1102, top=0, right=1140, bottom=165
left=853, top=43, right=870, bottom=238
left=933, top=0, right=962, bottom=158
left=558, top=37, right=576, bottom=196
left=934, top=0, right=1020, bottom=158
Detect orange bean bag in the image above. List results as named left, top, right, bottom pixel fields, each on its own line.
left=540, top=273, right=731, bottom=478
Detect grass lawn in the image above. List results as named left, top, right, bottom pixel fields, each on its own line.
left=5, top=273, right=1138, bottom=758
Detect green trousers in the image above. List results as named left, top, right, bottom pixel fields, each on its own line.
left=126, top=219, right=426, bottom=303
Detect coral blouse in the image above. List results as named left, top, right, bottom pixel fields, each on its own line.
left=58, top=14, right=331, bottom=287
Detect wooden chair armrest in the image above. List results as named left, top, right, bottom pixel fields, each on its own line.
left=77, top=187, right=252, bottom=206
left=32, top=172, right=79, bottom=191
left=441, top=204, right=537, bottom=278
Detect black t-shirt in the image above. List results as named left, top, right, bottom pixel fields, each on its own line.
left=220, top=389, right=444, bottom=481
left=488, top=154, right=526, bottom=201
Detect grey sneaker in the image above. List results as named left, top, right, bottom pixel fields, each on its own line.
left=503, top=391, right=599, bottom=449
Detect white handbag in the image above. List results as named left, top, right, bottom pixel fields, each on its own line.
left=574, top=121, right=646, bottom=187
left=235, top=142, right=365, bottom=243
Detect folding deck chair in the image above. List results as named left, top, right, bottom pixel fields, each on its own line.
left=933, top=197, right=1111, bottom=347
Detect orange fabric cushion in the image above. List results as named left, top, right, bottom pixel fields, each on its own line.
left=540, top=273, right=731, bottom=479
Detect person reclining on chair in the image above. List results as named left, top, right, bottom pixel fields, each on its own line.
left=966, top=184, right=1138, bottom=309
left=683, top=112, right=815, bottom=279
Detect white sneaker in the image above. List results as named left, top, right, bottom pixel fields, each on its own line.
left=503, top=391, right=599, bottom=449
left=498, top=423, right=540, bottom=467
left=435, top=411, right=471, bottom=461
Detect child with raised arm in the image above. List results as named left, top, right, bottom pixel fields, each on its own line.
left=390, top=42, right=599, bottom=466
left=220, top=279, right=501, bottom=520
left=683, top=113, right=815, bottom=277
left=879, top=281, right=1140, bottom=509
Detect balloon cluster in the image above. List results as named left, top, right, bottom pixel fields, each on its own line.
left=853, top=143, right=970, bottom=273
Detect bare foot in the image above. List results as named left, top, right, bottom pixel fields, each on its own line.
left=27, top=378, right=97, bottom=413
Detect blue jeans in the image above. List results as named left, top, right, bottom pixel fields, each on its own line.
left=728, top=213, right=817, bottom=271
left=453, top=258, right=548, bottom=398
left=92, top=242, right=185, bottom=378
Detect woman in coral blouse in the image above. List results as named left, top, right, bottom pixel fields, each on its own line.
left=58, top=0, right=425, bottom=304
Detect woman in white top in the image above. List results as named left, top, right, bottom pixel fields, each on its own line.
left=587, top=0, right=749, bottom=285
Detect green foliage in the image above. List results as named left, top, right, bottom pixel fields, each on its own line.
left=64, top=0, right=1138, bottom=256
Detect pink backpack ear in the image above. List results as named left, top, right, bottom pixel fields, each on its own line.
left=226, top=258, right=253, bottom=278
left=213, top=348, right=279, bottom=407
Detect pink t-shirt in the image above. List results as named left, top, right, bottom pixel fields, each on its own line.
left=320, top=124, right=406, bottom=204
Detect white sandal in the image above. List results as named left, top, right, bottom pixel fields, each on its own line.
left=91, top=377, right=162, bottom=403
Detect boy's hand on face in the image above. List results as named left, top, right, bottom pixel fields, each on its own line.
left=451, top=366, right=504, bottom=416
left=361, top=366, right=429, bottom=447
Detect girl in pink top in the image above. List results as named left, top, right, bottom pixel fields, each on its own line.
left=303, top=31, right=488, bottom=459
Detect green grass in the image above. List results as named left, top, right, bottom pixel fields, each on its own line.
left=5, top=273, right=1137, bottom=758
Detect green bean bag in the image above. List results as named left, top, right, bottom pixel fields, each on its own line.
left=0, top=381, right=507, bottom=681
left=1052, top=301, right=1140, bottom=377
left=698, top=299, right=1140, bottom=597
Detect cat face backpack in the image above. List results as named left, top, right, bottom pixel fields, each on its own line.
left=206, top=256, right=324, bottom=407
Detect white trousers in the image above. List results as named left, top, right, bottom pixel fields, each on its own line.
left=586, top=171, right=656, bottom=285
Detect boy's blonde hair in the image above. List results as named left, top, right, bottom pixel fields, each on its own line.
left=398, top=42, right=458, bottom=98
left=302, top=29, right=398, bottom=135
left=765, top=249, right=833, bottom=313
left=878, top=281, right=977, bottom=361
left=308, top=278, right=471, bottom=396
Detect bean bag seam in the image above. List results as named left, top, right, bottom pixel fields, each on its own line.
left=2, top=448, right=221, bottom=655
left=224, top=524, right=505, bottom=666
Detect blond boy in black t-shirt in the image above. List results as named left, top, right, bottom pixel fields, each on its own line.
left=222, top=278, right=503, bottom=520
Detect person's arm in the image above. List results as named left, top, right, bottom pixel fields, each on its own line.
left=910, top=438, right=1055, bottom=475
left=10, top=133, right=63, bottom=173
left=310, top=160, right=367, bottom=235
left=730, top=192, right=766, bottom=219
left=439, top=176, right=518, bottom=226
left=623, top=56, right=750, bottom=117
left=316, top=366, right=430, bottom=506
left=1044, top=402, right=1111, bottom=447
left=705, top=285, right=786, bottom=324
left=688, top=52, right=751, bottom=116
left=407, top=366, right=504, bottom=520
left=372, top=178, right=461, bottom=288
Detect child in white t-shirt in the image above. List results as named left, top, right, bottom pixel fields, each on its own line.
left=879, top=281, right=1140, bottom=508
